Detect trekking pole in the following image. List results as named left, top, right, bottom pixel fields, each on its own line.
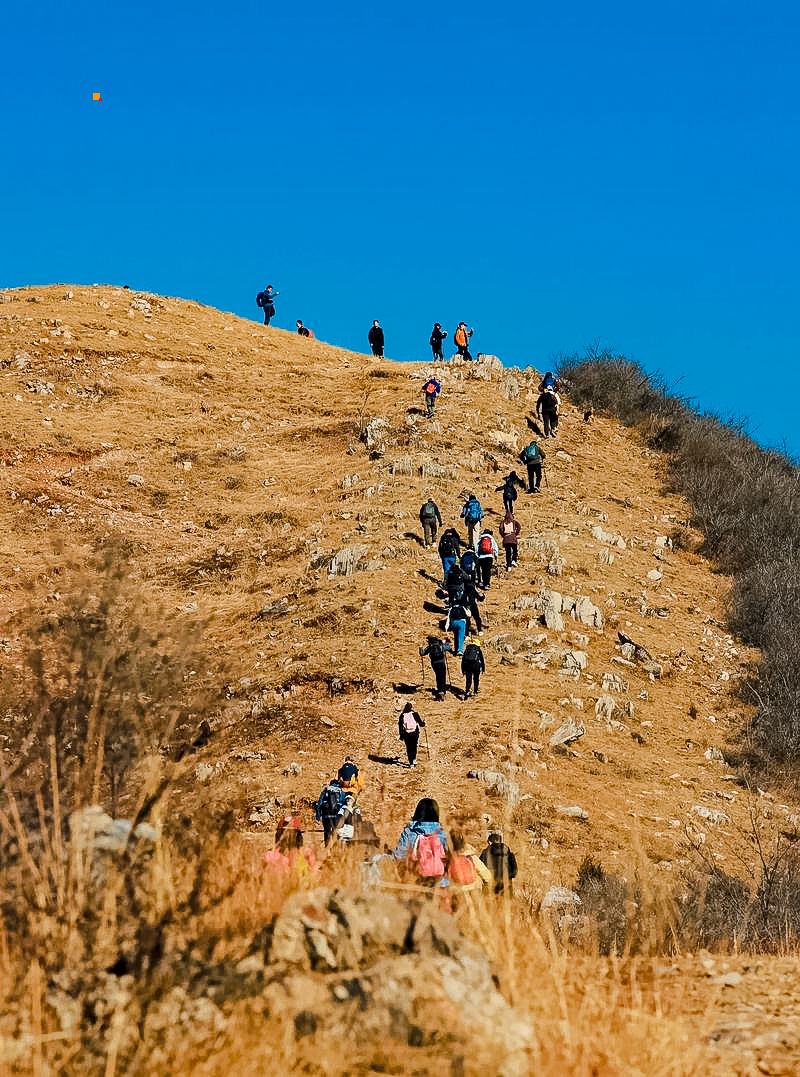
left=424, top=724, right=431, bottom=760
left=420, top=655, right=426, bottom=688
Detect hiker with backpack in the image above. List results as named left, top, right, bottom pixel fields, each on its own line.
left=264, top=815, right=319, bottom=876
left=459, top=547, right=479, bottom=584
left=454, top=322, right=474, bottom=361
left=461, top=636, right=485, bottom=698
left=448, top=828, right=492, bottom=899
left=444, top=565, right=484, bottom=629
left=499, top=511, right=521, bottom=570
left=460, top=493, right=484, bottom=547
left=256, top=285, right=279, bottom=326
left=419, top=635, right=454, bottom=700
left=423, top=375, right=442, bottom=418
left=495, top=470, right=525, bottom=516
left=337, top=756, right=363, bottom=793
left=314, top=778, right=347, bottom=845
left=519, top=439, right=545, bottom=493
left=398, top=702, right=426, bottom=767
left=419, top=497, right=443, bottom=547
left=479, top=831, right=518, bottom=895
left=538, top=371, right=560, bottom=394
left=536, top=387, right=561, bottom=437
left=391, top=797, right=449, bottom=887
left=296, top=320, right=313, bottom=337
left=368, top=320, right=384, bottom=357
left=475, top=528, right=499, bottom=589
left=445, top=597, right=471, bottom=655
left=438, top=526, right=464, bottom=582
left=429, top=323, right=448, bottom=361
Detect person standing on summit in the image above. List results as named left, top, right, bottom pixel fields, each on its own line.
left=368, top=320, right=384, bottom=357
left=454, top=322, right=474, bottom=361
left=256, top=285, right=279, bottom=326
left=429, top=323, right=448, bottom=361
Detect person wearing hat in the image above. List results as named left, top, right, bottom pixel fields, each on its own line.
left=429, top=322, right=448, bottom=361
left=454, top=322, right=474, bottom=361
left=337, top=756, right=363, bottom=793
left=461, top=635, right=485, bottom=698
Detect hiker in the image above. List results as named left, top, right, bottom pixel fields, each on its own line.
left=314, top=778, right=346, bottom=845
left=445, top=598, right=470, bottom=655
left=454, top=322, right=474, bottom=361
left=459, top=547, right=479, bottom=584
left=438, top=526, right=463, bottom=582
left=460, top=493, right=484, bottom=547
left=264, top=815, right=319, bottom=876
left=419, top=497, right=443, bottom=547
left=519, top=439, right=545, bottom=493
left=479, top=832, right=518, bottom=894
left=448, top=829, right=492, bottom=895
left=391, top=797, right=449, bottom=886
left=538, top=371, right=560, bottom=394
left=536, top=387, right=561, bottom=437
left=419, top=636, right=454, bottom=700
left=475, top=527, right=499, bottom=589
left=429, top=323, right=448, bottom=361
left=423, top=375, right=441, bottom=418
left=296, top=319, right=313, bottom=337
left=256, top=285, right=279, bottom=326
left=495, top=470, right=525, bottom=516
left=337, top=755, right=363, bottom=793
left=499, top=511, right=521, bottom=570
left=368, top=320, right=384, bottom=357
left=461, top=635, right=485, bottom=698
left=398, top=702, right=426, bottom=767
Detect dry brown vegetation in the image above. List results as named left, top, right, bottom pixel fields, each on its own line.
left=1, top=286, right=800, bottom=1074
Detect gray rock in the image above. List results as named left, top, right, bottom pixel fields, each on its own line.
left=549, top=717, right=585, bottom=748
left=127, top=474, right=145, bottom=487
left=704, top=747, right=725, bottom=762
left=691, top=805, right=730, bottom=825
left=363, top=416, right=389, bottom=454
left=556, top=805, right=589, bottom=820
left=328, top=543, right=369, bottom=577
left=541, top=886, right=582, bottom=910
left=468, top=769, right=521, bottom=808
left=572, top=596, right=603, bottom=629
left=561, top=650, right=588, bottom=674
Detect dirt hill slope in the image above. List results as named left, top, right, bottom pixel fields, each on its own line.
left=2, top=284, right=799, bottom=1073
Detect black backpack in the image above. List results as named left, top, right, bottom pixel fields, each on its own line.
left=488, top=844, right=517, bottom=884
left=256, top=291, right=267, bottom=308
left=428, top=639, right=445, bottom=662
left=462, top=643, right=481, bottom=666
left=319, top=786, right=342, bottom=818
left=439, top=533, right=457, bottom=557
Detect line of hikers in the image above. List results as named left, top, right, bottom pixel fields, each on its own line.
left=268, top=783, right=518, bottom=898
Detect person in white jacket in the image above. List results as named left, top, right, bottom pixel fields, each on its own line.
left=474, top=528, right=499, bottom=589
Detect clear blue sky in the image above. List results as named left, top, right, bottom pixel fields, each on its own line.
left=4, top=1, right=799, bottom=456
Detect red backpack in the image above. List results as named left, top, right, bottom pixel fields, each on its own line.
left=449, top=854, right=477, bottom=885
left=479, top=534, right=493, bottom=556
left=410, top=832, right=447, bottom=878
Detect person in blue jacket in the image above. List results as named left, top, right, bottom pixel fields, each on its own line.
left=391, top=797, right=449, bottom=885
left=423, top=375, right=442, bottom=418
left=256, top=285, right=279, bottom=326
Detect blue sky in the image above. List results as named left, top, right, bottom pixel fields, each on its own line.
left=3, top=1, right=799, bottom=455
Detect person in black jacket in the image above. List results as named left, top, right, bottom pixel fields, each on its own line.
left=495, top=471, right=526, bottom=516
left=256, top=285, right=279, bottom=326
left=429, top=323, right=448, bottom=361
left=479, top=832, right=518, bottom=894
left=438, top=526, right=463, bottom=582
left=368, top=320, right=384, bottom=357
left=461, top=636, right=485, bottom=698
left=398, top=702, right=426, bottom=766
left=419, top=636, right=454, bottom=700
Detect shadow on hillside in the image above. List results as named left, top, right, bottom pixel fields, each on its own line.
left=526, top=417, right=545, bottom=437
left=417, top=569, right=441, bottom=585
left=423, top=600, right=447, bottom=616
left=392, top=682, right=419, bottom=695
left=368, top=753, right=404, bottom=767
left=404, top=532, right=424, bottom=547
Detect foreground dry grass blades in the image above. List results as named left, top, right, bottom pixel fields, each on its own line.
left=2, top=285, right=800, bottom=1074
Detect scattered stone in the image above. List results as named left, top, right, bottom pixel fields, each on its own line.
left=549, top=717, right=585, bottom=748
left=467, top=770, right=520, bottom=808
left=362, top=416, right=389, bottom=454
left=572, top=596, right=603, bottom=629
left=602, top=672, right=624, bottom=692
left=556, top=805, right=588, bottom=820
left=704, top=747, right=725, bottom=762
left=691, top=805, right=730, bottom=825
left=283, top=762, right=302, bottom=776
left=561, top=650, right=588, bottom=674
left=647, top=569, right=663, bottom=582
left=127, top=474, right=145, bottom=487
left=595, top=694, right=616, bottom=720
left=328, top=543, right=369, bottom=577
left=541, top=886, right=582, bottom=910
left=420, top=461, right=455, bottom=479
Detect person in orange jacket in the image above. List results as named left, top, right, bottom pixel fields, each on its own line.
left=454, top=322, right=474, bottom=361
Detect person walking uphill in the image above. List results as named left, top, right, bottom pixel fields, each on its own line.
left=536, top=386, right=561, bottom=437
left=495, top=471, right=525, bottom=516
left=368, top=320, right=384, bottom=357
left=499, top=511, right=521, bottom=569
left=423, top=375, right=441, bottom=418
left=445, top=598, right=470, bottom=655
left=454, top=322, right=474, bottom=361
left=419, top=496, right=442, bottom=547
left=429, top=323, right=448, bottom=361
left=438, top=526, right=463, bottom=582
left=314, top=778, right=346, bottom=845
left=391, top=798, right=449, bottom=887
left=520, top=439, right=545, bottom=493
left=475, top=527, right=499, bottom=589
left=398, top=702, right=426, bottom=766
left=479, top=832, right=518, bottom=895
left=461, top=636, right=485, bottom=698
left=460, top=493, right=484, bottom=547
left=420, top=636, right=454, bottom=700
left=256, top=285, right=279, bottom=326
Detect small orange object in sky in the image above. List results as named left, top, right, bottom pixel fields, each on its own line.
left=93, top=93, right=102, bottom=101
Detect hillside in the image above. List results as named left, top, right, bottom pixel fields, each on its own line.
left=2, top=284, right=800, bottom=1075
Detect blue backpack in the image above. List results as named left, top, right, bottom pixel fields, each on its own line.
left=464, top=498, right=483, bottom=524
